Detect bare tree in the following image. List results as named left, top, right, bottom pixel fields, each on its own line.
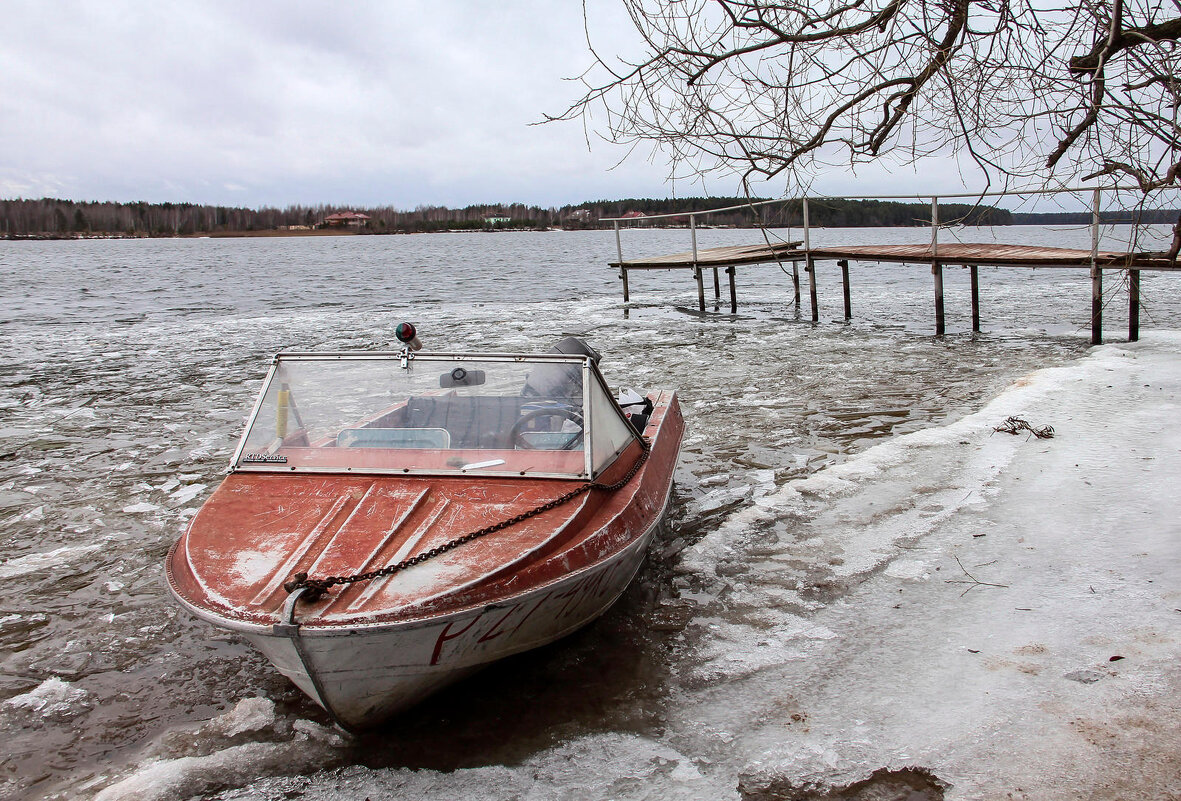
left=553, top=0, right=1181, bottom=199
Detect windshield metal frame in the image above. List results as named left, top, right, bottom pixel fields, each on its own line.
left=227, top=351, right=637, bottom=480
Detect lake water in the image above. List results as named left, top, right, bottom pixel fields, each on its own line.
left=1, top=225, right=1178, bottom=800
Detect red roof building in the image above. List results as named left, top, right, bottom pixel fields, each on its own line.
left=322, top=212, right=371, bottom=227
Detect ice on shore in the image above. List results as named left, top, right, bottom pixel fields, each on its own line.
left=206, top=697, right=278, bottom=739
left=93, top=698, right=346, bottom=801
left=671, top=332, right=1181, bottom=797
left=208, top=734, right=715, bottom=801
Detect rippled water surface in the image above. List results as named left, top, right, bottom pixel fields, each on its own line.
left=1, top=226, right=1178, bottom=799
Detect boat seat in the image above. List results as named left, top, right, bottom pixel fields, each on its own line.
left=398, top=395, right=586, bottom=449
left=336, top=427, right=451, bottom=449
left=402, top=396, right=527, bottom=449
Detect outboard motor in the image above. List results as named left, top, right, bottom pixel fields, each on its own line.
left=548, top=336, right=601, bottom=363
left=523, top=337, right=600, bottom=398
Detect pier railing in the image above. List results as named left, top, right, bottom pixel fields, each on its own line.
left=603, top=185, right=1157, bottom=266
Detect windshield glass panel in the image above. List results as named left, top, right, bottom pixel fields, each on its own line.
left=588, top=374, right=639, bottom=473
left=232, top=354, right=633, bottom=478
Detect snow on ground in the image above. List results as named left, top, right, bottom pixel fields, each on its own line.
left=674, top=332, right=1181, bottom=799
left=93, top=333, right=1181, bottom=800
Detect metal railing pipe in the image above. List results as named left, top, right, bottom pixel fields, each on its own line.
left=931, top=196, right=939, bottom=253
left=598, top=184, right=1146, bottom=223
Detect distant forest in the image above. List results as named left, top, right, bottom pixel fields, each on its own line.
left=1, top=195, right=1176, bottom=239
left=1007, top=209, right=1181, bottom=224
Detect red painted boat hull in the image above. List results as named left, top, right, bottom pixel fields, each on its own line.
left=166, top=391, right=682, bottom=729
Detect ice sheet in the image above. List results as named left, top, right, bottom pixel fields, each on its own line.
left=2, top=677, right=91, bottom=722
left=93, top=698, right=346, bottom=801
left=0, top=543, right=106, bottom=579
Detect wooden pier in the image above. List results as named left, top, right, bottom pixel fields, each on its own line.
left=612, top=240, right=1174, bottom=342
left=612, top=242, right=803, bottom=315
left=605, top=191, right=1179, bottom=344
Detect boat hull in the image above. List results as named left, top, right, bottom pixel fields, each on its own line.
left=246, top=523, right=658, bottom=729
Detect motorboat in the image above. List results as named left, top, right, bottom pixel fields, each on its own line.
left=165, top=330, right=683, bottom=730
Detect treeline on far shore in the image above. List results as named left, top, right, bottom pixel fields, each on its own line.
left=2, top=196, right=1177, bottom=239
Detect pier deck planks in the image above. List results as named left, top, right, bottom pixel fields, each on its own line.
left=610, top=241, right=802, bottom=269
left=613, top=241, right=1174, bottom=271
left=808, top=243, right=1176, bottom=270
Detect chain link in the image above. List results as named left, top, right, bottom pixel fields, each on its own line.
left=284, top=445, right=651, bottom=604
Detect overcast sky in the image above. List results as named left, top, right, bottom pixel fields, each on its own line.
left=1, top=1, right=955, bottom=210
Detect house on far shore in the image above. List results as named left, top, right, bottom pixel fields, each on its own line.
left=322, top=211, right=371, bottom=228
left=484, top=215, right=512, bottom=226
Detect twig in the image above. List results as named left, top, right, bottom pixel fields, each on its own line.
left=992, top=416, right=1054, bottom=439
left=945, top=555, right=1009, bottom=596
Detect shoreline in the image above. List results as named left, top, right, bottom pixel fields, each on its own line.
left=1, top=227, right=562, bottom=241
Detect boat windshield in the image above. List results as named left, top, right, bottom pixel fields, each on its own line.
left=231, top=353, right=639, bottom=479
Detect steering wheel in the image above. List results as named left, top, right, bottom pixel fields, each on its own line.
left=509, top=407, right=584, bottom=450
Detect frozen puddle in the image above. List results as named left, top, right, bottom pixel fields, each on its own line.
left=80, top=335, right=1181, bottom=800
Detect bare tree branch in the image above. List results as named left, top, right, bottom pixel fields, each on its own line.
left=1069, top=15, right=1181, bottom=73
left=552, top=0, right=1181, bottom=197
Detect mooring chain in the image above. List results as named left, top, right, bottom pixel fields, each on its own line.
left=993, top=415, right=1054, bottom=439
left=284, top=445, right=650, bottom=604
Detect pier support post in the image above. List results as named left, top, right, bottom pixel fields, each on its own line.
left=970, top=265, right=980, bottom=332
left=1129, top=269, right=1140, bottom=342
left=807, top=256, right=819, bottom=323
left=615, top=220, right=629, bottom=303
left=792, top=263, right=801, bottom=306
left=1090, top=187, right=1102, bottom=345
left=727, top=266, right=737, bottom=314
left=713, top=267, right=721, bottom=301
left=1091, top=266, right=1103, bottom=344
left=933, top=261, right=945, bottom=336
left=799, top=196, right=810, bottom=311
left=839, top=259, right=851, bottom=320
left=695, top=265, right=706, bottom=312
